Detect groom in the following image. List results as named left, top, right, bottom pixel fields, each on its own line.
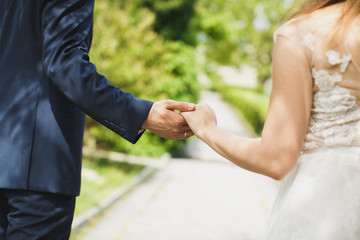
left=0, top=0, right=194, bottom=239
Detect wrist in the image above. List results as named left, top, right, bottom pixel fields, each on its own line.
left=141, top=119, right=149, bottom=130
left=196, top=124, right=216, bottom=141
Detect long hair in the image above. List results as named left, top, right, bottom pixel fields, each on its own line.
left=290, top=0, right=346, bottom=19
left=288, top=0, right=360, bottom=43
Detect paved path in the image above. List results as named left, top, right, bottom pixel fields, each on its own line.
left=77, top=91, right=279, bottom=240
left=182, top=91, right=256, bottom=161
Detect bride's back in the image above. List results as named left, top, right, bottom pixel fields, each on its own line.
left=274, top=3, right=360, bottom=150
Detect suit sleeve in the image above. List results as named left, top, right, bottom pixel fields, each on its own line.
left=40, top=0, right=153, bottom=143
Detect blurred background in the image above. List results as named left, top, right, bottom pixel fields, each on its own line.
left=71, top=0, right=298, bottom=239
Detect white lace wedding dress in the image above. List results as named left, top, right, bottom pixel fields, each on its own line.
left=267, top=5, right=360, bottom=240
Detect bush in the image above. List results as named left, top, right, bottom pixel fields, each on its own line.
left=193, top=0, right=296, bottom=84
left=219, top=85, right=269, bottom=135
left=140, top=0, right=197, bottom=45
left=85, top=1, right=201, bottom=157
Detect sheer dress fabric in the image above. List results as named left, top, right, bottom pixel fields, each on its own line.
left=267, top=5, right=360, bottom=239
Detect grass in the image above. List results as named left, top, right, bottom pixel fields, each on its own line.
left=74, top=156, right=145, bottom=217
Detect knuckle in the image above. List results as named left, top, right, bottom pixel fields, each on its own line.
left=173, top=118, right=184, bottom=127
left=175, top=121, right=184, bottom=127
left=171, top=128, right=180, bottom=135
left=180, top=102, right=187, bottom=109
left=164, top=99, right=174, bottom=105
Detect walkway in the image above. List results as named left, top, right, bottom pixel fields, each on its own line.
left=77, top=91, right=279, bottom=240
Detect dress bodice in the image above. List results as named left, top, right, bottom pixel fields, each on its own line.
left=274, top=5, right=360, bottom=151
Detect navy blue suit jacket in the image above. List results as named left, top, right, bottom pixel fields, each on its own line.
left=0, top=0, right=153, bottom=196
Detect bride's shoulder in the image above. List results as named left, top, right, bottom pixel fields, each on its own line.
left=274, top=7, right=340, bottom=44
left=273, top=17, right=307, bottom=43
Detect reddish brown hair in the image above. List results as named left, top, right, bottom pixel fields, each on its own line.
left=288, top=0, right=360, bottom=43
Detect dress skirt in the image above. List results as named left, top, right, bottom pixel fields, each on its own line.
left=266, top=147, right=360, bottom=240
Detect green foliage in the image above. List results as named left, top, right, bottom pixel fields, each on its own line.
left=219, top=85, right=269, bottom=135
left=90, top=2, right=200, bottom=102
left=194, top=0, right=297, bottom=83
left=85, top=1, right=201, bottom=157
left=195, top=0, right=299, bottom=134
left=139, top=0, right=197, bottom=45
left=85, top=0, right=298, bottom=156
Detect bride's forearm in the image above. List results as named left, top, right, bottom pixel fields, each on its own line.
left=197, top=126, right=298, bottom=180
left=188, top=32, right=313, bottom=180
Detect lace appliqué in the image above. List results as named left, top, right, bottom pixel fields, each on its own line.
left=326, top=50, right=352, bottom=73
left=303, top=48, right=359, bottom=150
left=302, top=34, right=315, bottom=51
left=312, top=69, right=342, bottom=91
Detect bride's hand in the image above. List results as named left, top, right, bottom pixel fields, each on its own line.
left=181, top=103, right=217, bottom=139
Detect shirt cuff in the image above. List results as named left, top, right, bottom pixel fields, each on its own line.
left=138, top=128, right=145, bottom=135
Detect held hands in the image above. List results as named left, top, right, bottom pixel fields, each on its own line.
left=142, top=100, right=196, bottom=140
left=181, top=103, right=217, bottom=140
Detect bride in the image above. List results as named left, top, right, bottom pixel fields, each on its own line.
left=182, top=0, right=360, bottom=239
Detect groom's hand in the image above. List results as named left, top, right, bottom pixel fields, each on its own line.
left=142, top=100, right=195, bottom=140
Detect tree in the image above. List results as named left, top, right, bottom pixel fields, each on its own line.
left=85, top=1, right=201, bottom=157
left=194, top=0, right=297, bottom=85
left=139, top=0, right=198, bottom=45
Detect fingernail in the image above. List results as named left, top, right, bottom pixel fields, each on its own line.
left=188, top=103, right=195, bottom=110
